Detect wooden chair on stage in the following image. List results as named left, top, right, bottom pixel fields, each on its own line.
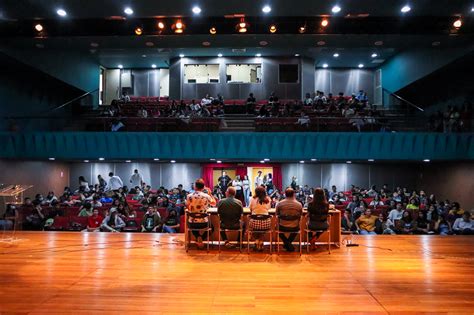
left=275, top=214, right=302, bottom=256
left=185, top=212, right=212, bottom=253
left=305, top=214, right=332, bottom=254
left=217, top=214, right=244, bottom=253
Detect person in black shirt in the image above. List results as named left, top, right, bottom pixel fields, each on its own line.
left=246, top=93, right=256, bottom=114
left=218, top=171, right=232, bottom=193
left=162, top=209, right=180, bottom=233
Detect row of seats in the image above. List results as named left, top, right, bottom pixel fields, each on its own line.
left=86, top=117, right=221, bottom=132
left=255, top=118, right=383, bottom=132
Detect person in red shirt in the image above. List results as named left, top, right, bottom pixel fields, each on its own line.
left=86, top=209, right=103, bottom=232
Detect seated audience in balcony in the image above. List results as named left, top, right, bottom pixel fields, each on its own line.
left=355, top=208, right=377, bottom=235
left=111, top=119, right=125, bottom=132
left=86, top=208, right=104, bottom=232
left=201, top=94, right=213, bottom=106
left=101, top=208, right=125, bottom=232
left=137, top=106, right=148, bottom=118
left=44, top=191, right=58, bottom=204
left=120, top=91, right=130, bottom=103
left=296, top=112, right=310, bottom=127
left=304, top=93, right=313, bottom=105
left=141, top=206, right=162, bottom=232
left=452, top=211, right=473, bottom=235
left=356, top=90, right=368, bottom=103
left=268, top=92, right=279, bottom=104
left=258, top=104, right=270, bottom=117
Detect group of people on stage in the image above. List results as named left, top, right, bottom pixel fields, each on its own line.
left=215, top=171, right=274, bottom=206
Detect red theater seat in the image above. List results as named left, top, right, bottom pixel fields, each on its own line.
left=68, top=216, right=88, bottom=231
left=47, top=216, right=70, bottom=231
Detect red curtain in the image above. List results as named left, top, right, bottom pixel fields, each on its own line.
left=202, top=165, right=214, bottom=188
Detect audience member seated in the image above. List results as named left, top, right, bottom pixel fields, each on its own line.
left=276, top=188, right=303, bottom=252
left=452, top=211, right=473, bottom=235
left=398, top=211, right=415, bottom=234
left=101, top=208, right=126, bottom=232
left=86, top=209, right=103, bottom=232
left=217, top=186, right=244, bottom=248
left=141, top=206, right=162, bottom=232
left=0, top=204, right=18, bottom=230
left=355, top=208, right=378, bottom=235
left=24, top=201, right=45, bottom=230
left=162, top=209, right=180, bottom=233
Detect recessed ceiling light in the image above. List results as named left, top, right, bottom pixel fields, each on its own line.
left=217, top=53, right=223, bottom=57
left=124, top=7, right=133, bottom=15
left=432, top=41, right=441, bottom=46
left=269, top=24, right=277, bottom=33
left=179, top=54, right=185, bottom=58
left=358, top=64, right=364, bottom=68
left=264, top=158, right=270, bottom=161
left=401, top=5, right=411, bottom=13
left=56, top=9, right=67, bottom=17
left=192, top=6, right=201, bottom=14
left=35, top=24, right=43, bottom=32
left=151, top=64, right=157, bottom=68
left=98, top=157, right=105, bottom=161
left=471, top=7, right=474, bottom=12
left=332, top=5, right=341, bottom=13
left=170, top=160, right=176, bottom=163
left=371, top=53, right=378, bottom=58
left=295, top=53, right=300, bottom=57
left=346, top=161, right=352, bottom=164
left=134, top=27, right=143, bottom=35
left=118, top=64, right=123, bottom=69
left=321, top=19, right=329, bottom=27
left=35, top=43, right=45, bottom=49
left=311, top=158, right=317, bottom=161
left=262, top=5, right=272, bottom=13
left=423, top=159, right=430, bottom=162
left=141, top=54, right=147, bottom=58
left=202, top=41, right=211, bottom=46
left=298, top=26, right=306, bottom=33
left=48, top=157, right=55, bottom=161
left=260, top=160, right=265, bottom=164
left=84, top=160, right=89, bottom=163
left=210, top=158, right=216, bottom=161
left=299, top=160, right=305, bottom=164
left=333, top=53, right=339, bottom=57
left=125, top=160, right=131, bottom=163
left=322, top=63, right=329, bottom=68
left=153, top=158, right=160, bottom=161
left=453, top=19, right=462, bottom=28
left=368, top=159, right=375, bottom=162
left=256, top=53, right=262, bottom=57
left=216, top=160, right=222, bottom=164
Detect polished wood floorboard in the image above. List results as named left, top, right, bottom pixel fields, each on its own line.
left=0, top=232, right=473, bottom=314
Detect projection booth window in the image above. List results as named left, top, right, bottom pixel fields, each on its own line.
left=279, top=64, right=299, bottom=83
left=226, top=64, right=262, bottom=83
left=184, top=64, right=220, bottom=83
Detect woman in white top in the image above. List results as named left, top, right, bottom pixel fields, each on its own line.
left=369, top=195, right=385, bottom=207
left=232, top=175, right=244, bottom=203
left=242, top=175, right=251, bottom=207
left=248, top=186, right=272, bottom=251
left=78, top=176, right=90, bottom=192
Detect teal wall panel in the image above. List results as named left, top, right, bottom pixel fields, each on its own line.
left=0, top=132, right=472, bottom=161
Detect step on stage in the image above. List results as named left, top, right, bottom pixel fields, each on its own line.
left=0, top=232, right=473, bottom=314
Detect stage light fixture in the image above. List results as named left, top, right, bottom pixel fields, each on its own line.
left=35, top=24, right=43, bottom=32
left=192, top=6, right=201, bottom=14
left=154, top=158, right=160, bottom=161
left=269, top=24, right=277, bottom=33
left=209, top=27, right=217, bottom=34
left=98, top=157, right=105, bottom=161
left=333, top=53, right=339, bottom=57
left=216, top=160, right=222, bottom=164
left=56, top=9, right=67, bottom=17
left=332, top=5, right=341, bottom=13
left=368, top=159, right=375, bottom=162
left=217, top=53, right=223, bottom=57
left=311, top=158, right=317, bottom=161
left=151, top=64, right=157, bottom=68
left=157, top=21, right=165, bottom=30
left=423, top=159, right=430, bottom=162
left=295, top=53, right=300, bottom=57
left=371, top=53, right=378, bottom=58
left=322, top=63, right=329, bottom=68
left=401, top=5, right=411, bottom=13
left=260, top=160, right=265, bottom=164
left=453, top=19, right=462, bottom=28
left=237, top=19, right=248, bottom=33
left=124, top=7, right=133, bottom=15
left=298, top=26, right=306, bottom=33
left=170, top=160, right=176, bottom=163
left=346, top=161, right=352, bottom=164
left=299, top=161, right=305, bottom=164
left=262, top=5, right=272, bottom=13
left=48, top=157, right=55, bottom=161
left=134, top=27, right=143, bottom=35
left=125, top=160, right=131, bottom=163
left=118, top=64, right=123, bottom=69
left=358, top=64, right=364, bottom=68
left=84, top=160, right=89, bottom=163
left=321, top=19, right=329, bottom=27
left=264, top=158, right=270, bottom=161
left=255, top=53, right=262, bottom=57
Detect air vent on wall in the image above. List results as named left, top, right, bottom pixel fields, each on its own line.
left=232, top=48, right=247, bottom=53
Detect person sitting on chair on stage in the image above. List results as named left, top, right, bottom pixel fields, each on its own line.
left=217, top=186, right=244, bottom=248
left=307, top=188, right=330, bottom=250
left=276, top=188, right=303, bottom=252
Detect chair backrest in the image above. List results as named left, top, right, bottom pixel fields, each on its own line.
left=187, top=212, right=210, bottom=219
left=278, top=214, right=301, bottom=222
left=249, top=214, right=272, bottom=221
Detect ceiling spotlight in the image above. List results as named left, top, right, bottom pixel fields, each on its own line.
left=423, top=159, right=430, bottom=162
left=255, top=53, right=262, bottom=57
left=453, top=19, right=462, bottom=28
left=170, top=160, right=176, bottom=163
left=84, top=160, right=89, bottom=163
left=192, top=6, right=201, bottom=14
left=299, top=160, right=305, bottom=164
left=125, top=160, right=131, bottom=163
left=346, top=161, right=352, bottom=164
left=322, top=63, right=329, bottom=68
left=358, top=64, right=364, bottom=68
left=298, top=26, right=306, bottom=33
left=35, top=24, right=43, bottom=32
left=151, top=64, right=157, bottom=68
left=269, top=24, right=277, bottom=33
left=311, top=158, right=317, bottom=162
left=401, top=5, right=411, bottom=13
left=209, top=27, right=217, bottom=34
left=157, top=21, right=165, bottom=30
left=260, top=160, right=265, bottom=164
left=264, top=158, right=270, bottom=161
left=368, top=159, right=375, bottom=162
left=332, top=5, right=342, bottom=13
left=295, top=53, right=300, bottom=57
left=216, top=160, right=222, bottom=164
left=56, top=9, right=67, bottom=17
left=134, top=27, right=143, bottom=35
left=333, top=53, right=339, bottom=57
left=153, top=158, right=160, bottom=161
left=118, top=64, right=123, bottom=69
left=48, top=157, right=55, bottom=161
left=321, top=19, right=329, bottom=27
left=217, top=53, right=223, bottom=57
left=371, top=53, right=378, bottom=58
left=173, top=20, right=185, bottom=33
left=179, top=54, right=185, bottom=58
left=124, top=7, right=133, bottom=15
left=262, top=5, right=272, bottom=13
left=317, top=40, right=326, bottom=46
left=98, top=157, right=105, bottom=161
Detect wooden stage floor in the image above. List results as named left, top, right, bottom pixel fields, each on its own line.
left=0, top=232, right=473, bottom=314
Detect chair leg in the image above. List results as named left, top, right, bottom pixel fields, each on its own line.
left=239, top=229, right=242, bottom=253
left=207, top=229, right=210, bottom=253
left=247, top=231, right=250, bottom=255
left=328, top=230, right=331, bottom=254
left=299, top=232, right=302, bottom=256
left=306, top=231, right=309, bottom=253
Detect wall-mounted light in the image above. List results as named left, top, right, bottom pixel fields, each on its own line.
left=321, top=19, right=329, bottom=27
left=269, top=24, right=277, bottom=33
left=134, top=27, right=143, bottom=35
left=172, top=20, right=185, bottom=33
left=209, top=27, right=217, bottom=34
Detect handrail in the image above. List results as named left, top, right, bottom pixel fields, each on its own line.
left=382, top=88, right=424, bottom=112
left=50, top=88, right=99, bottom=112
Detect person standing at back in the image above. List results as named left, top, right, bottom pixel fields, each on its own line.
left=217, top=186, right=244, bottom=248
left=186, top=178, right=216, bottom=249
left=130, top=169, right=143, bottom=189
left=275, top=188, right=303, bottom=252
left=106, top=172, right=124, bottom=192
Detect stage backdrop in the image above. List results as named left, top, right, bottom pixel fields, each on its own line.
left=202, top=163, right=282, bottom=191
